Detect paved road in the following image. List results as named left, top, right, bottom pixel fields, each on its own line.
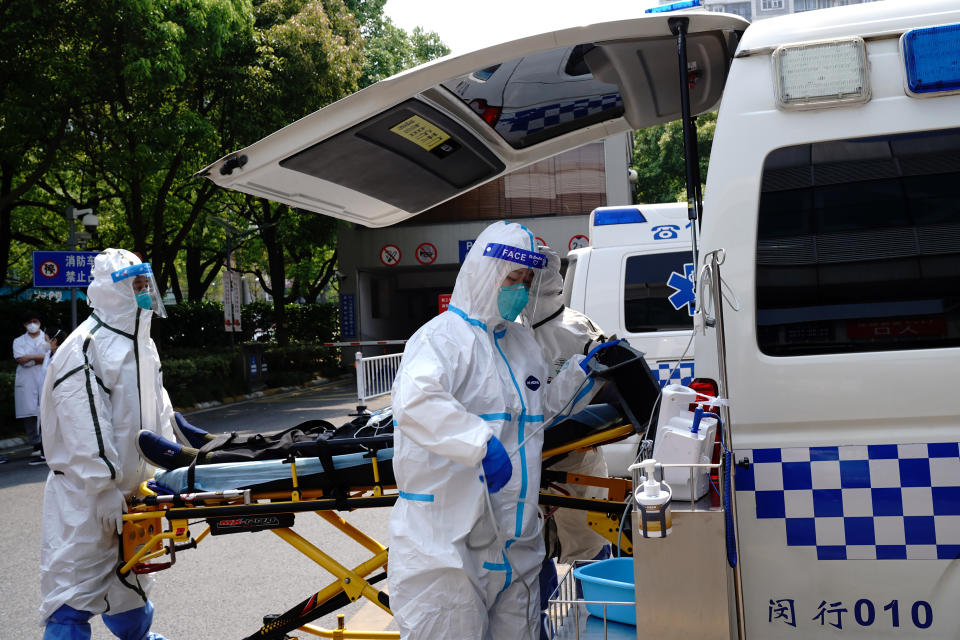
left=0, top=380, right=395, bottom=639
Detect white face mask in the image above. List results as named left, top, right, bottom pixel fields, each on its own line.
left=25, top=322, right=40, bottom=334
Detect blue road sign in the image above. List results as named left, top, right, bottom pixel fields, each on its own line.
left=33, top=251, right=101, bottom=288
left=339, top=293, right=356, bottom=338
left=458, top=240, right=475, bottom=263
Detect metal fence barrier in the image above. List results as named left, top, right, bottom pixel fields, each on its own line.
left=355, top=351, right=403, bottom=414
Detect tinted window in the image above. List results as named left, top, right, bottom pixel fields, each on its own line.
left=756, top=129, right=960, bottom=356
left=440, top=45, right=623, bottom=149
left=624, top=252, right=694, bottom=333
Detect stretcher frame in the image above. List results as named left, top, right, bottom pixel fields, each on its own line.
left=119, top=424, right=638, bottom=640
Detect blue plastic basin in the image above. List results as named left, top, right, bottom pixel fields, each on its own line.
left=571, top=558, right=636, bottom=625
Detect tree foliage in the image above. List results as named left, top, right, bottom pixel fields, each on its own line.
left=1, top=0, right=445, bottom=347
left=631, top=112, right=716, bottom=204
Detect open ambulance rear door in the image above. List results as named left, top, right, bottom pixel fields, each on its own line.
left=198, top=12, right=747, bottom=228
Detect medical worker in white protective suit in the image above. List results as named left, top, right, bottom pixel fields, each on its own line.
left=39, top=249, right=175, bottom=640
left=521, top=246, right=612, bottom=565
left=388, top=222, right=605, bottom=640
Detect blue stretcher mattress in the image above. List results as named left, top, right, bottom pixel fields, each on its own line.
left=151, top=402, right=626, bottom=494
left=154, top=449, right=394, bottom=493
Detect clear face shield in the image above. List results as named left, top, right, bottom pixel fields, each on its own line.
left=110, top=263, right=167, bottom=318
left=484, top=242, right=547, bottom=323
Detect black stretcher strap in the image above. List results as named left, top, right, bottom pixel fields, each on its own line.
left=187, top=433, right=237, bottom=492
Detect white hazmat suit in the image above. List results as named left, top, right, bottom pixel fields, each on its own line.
left=13, top=328, right=49, bottom=419
left=39, top=249, right=174, bottom=639
left=388, top=222, right=594, bottom=640
left=521, top=247, right=611, bottom=564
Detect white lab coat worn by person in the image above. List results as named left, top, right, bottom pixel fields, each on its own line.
left=39, top=249, right=174, bottom=639
left=521, top=246, right=611, bottom=563
left=388, top=222, right=595, bottom=640
left=13, top=328, right=50, bottom=419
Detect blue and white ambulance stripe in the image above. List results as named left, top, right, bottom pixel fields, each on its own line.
left=735, top=442, right=960, bottom=560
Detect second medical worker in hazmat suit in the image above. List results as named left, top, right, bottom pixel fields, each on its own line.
left=39, top=249, right=175, bottom=640
left=521, top=246, right=612, bottom=565
left=388, top=222, right=599, bottom=640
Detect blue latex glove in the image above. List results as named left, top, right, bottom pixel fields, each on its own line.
left=481, top=435, right=512, bottom=493
left=580, top=339, right=624, bottom=373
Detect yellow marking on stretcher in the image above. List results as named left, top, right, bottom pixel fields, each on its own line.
left=299, top=618, right=400, bottom=639
left=557, top=472, right=632, bottom=503
left=541, top=424, right=636, bottom=459
left=588, top=511, right=633, bottom=556
left=289, top=457, right=301, bottom=502
left=272, top=528, right=393, bottom=616
left=193, top=525, right=211, bottom=544
left=317, top=511, right=388, bottom=558
left=296, top=613, right=401, bottom=639
left=370, top=456, right=382, bottom=496
left=119, top=530, right=177, bottom=574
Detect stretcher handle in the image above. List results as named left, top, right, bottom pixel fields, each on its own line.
left=133, top=562, right=172, bottom=574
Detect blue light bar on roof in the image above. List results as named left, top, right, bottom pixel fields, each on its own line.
left=646, top=0, right=701, bottom=13
left=902, top=23, right=960, bottom=97
left=593, top=208, right=647, bottom=226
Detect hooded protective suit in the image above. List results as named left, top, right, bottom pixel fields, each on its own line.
left=388, top=222, right=594, bottom=640
left=13, top=328, right=49, bottom=419
left=521, top=247, right=611, bottom=563
left=39, top=249, right=174, bottom=636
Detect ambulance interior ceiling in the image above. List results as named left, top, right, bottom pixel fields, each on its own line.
left=279, top=31, right=736, bottom=216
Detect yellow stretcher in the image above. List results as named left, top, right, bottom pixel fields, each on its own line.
left=119, top=418, right=639, bottom=640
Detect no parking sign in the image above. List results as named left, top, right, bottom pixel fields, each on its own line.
left=416, top=242, right=437, bottom=265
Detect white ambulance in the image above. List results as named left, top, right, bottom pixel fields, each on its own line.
left=567, top=202, right=698, bottom=475
left=200, top=1, right=960, bottom=636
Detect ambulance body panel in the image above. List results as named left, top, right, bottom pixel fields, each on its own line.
left=699, top=1, right=960, bottom=635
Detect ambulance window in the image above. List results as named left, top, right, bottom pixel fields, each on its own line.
left=756, top=128, right=960, bottom=356
left=623, top=252, right=694, bottom=333
left=440, top=45, right=624, bottom=149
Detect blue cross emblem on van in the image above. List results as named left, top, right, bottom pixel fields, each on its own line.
left=667, top=263, right=696, bottom=316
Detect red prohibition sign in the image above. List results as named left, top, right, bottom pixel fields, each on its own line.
left=569, top=234, right=590, bottom=251
left=40, top=260, right=59, bottom=278
left=415, top=242, right=438, bottom=265
left=379, top=244, right=402, bottom=266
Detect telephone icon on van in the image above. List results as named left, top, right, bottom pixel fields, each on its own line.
left=651, top=224, right=680, bottom=240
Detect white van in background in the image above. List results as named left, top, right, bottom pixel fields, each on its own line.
left=563, top=203, right=698, bottom=474
left=565, top=203, right=695, bottom=385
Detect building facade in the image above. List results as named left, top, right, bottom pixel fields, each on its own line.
left=668, top=0, right=881, bottom=22
left=337, top=134, right=633, bottom=347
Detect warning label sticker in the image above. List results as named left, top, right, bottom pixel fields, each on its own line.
left=390, top=115, right=451, bottom=151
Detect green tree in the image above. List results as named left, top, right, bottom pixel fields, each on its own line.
left=631, top=112, right=716, bottom=204
left=219, top=0, right=366, bottom=343
left=0, top=0, right=98, bottom=287
left=358, top=18, right=450, bottom=87
left=222, top=0, right=448, bottom=343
